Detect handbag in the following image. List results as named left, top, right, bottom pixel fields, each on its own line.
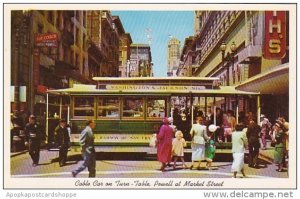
left=149, top=134, right=157, bottom=147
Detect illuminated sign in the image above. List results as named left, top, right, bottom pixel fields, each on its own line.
left=35, top=33, right=58, bottom=47
left=264, top=11, right=286, bottom=59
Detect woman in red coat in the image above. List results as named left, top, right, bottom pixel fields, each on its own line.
left=157, top=117, right=174, bottom=171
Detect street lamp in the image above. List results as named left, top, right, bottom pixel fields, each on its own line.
left=220, top=41, right=237, bottom=86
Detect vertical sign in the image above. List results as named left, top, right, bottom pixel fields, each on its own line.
left=33, top=48, right=40, bottom=86
left=264, top=11, right=286, bottom=59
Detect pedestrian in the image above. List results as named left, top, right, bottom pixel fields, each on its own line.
left=157, top=117, right=174, bottom=171
left=55, top=119, right=70, bottom=167
left=205, top=124, right=218, bottom=170
left=271, top=121, right=285, bottom=172
left=277, top=117, right=289, bottom=169
left=190, top=116, right=210, bottom=170
left=172, top=130, right=188, bottom=169
left=24, top=115, right=42, bottom=167
left=231, top=123, right=248, bottom=178
left=72, top=120, right=96, bottom=177
left=259, top=115, right=272, bottom=150
left=246, top=118, right=261, bottom=168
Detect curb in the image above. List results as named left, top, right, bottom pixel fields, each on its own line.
left=10, top=150, right=28, bottom=157
left=259, top=151, right=274, bottom=163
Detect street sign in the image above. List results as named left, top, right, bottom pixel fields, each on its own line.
left=35, top=33, right=58, bottom=47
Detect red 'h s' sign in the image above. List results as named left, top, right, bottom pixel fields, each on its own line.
left=264, top=11, right=287, bottom=59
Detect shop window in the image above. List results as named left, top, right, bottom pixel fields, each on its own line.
left=97, top=97, right=120, bottom=119
left=147, top=98, right=166, bottom=119
left=123, top=97, right=144, bottom=119
left=73, top=96, right=95, bottom=117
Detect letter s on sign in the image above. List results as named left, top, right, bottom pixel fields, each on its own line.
left=269, top=39, right=281, bottom=53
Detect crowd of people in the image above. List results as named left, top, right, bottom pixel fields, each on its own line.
left=156, top=107, right=289, bottom=177
left=10, top=107, right=289, bottom=178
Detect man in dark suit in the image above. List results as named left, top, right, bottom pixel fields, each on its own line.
left=246, top=118, right=261, bottom=168
left=24, top=115, right=41, bottom=167
left=55, top=119, right=70, bottom=167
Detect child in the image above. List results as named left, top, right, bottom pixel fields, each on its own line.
left=205, top=124, right=218, bottom=169
left=172, top=130, right=188, bottom=169
left=205, top=139, right=216, bottom=169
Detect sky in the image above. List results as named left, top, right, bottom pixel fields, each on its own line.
left=111, top=11, right=194, bottom=77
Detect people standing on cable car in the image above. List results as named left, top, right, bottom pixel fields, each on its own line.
left=24, top=115, right=42, bottom=167
left=55, top=119, right=70, bottom=167
left=209, top=107, right=224, bottom=142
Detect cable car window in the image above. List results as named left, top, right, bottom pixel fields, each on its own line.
left=98, top=97, right=120, bottom=119
left=147, top=98, right=166, bottom=119
left=123, top=97, right=144, bottom=118
left=73, top=96, right=95, bottom=117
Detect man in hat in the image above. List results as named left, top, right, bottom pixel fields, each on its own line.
left=24, top=115, right=41, bottom=167
left=55, top=119, right=70, bottom=167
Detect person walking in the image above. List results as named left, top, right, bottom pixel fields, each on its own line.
left=246, top=118, right=261, bottom=168
left=231, top=123, right=248, bottom=178
left=259, top=115, right=272, bottom=150
left=190, top=116, right=210, bottom=170
left=24, top=115, right=42, bottom=167
left=157, top=117, right=174, bottom=171
left=172, top=130, right=188, bottom=169
left=55, top=119, right=70, bottom=167
left=72, top=120, right=96, bottom=177
left=271, top=121, right=286, bottom=172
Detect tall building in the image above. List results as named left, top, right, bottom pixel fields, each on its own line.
left=118, top=33, right=132, bottom=77
left=99, top=11, right=120, bottom=77
left=11, top=10, right=92, bottom=118
left=167, top=38, right=181, bottom=76
left=192, top=11, right=289, bottom=121
left=176, top=36, right=196, bottom=77
left=129, top=44, right=152, bottom=77
left=112, top=16, right=132, bottom=77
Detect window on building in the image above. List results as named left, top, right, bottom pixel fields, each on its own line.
left=76, top=28, right=80, bottom=46
left=123, top=97, right=144, bottom=119
left=83, top=11, right=86, bottom=27
left=147, top=97, right=166, bottom=119
left=37, top=23, right=44, bottom=34
left=56, top=11, right=61, bottom=29
left=98, top=97, right=120, bottom=119
left=73, top=96, right=95, bottom=117
left=48, top=11, right=54, bottom=25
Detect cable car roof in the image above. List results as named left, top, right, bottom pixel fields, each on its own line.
left=47, top=84, right=259, bottom=96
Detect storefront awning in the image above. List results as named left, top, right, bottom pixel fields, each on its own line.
left=236, top=63, right=288, bottom=94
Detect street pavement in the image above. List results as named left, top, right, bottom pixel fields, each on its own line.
left=10, top=146, right=288, bottom=178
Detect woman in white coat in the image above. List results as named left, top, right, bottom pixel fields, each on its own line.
left=231, top=123, right=248, bottom=178
left=190, top=116, right=210, bottom=170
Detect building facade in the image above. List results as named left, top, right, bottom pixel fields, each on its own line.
left=11, top=10, right=129, bottom=123
left=129, top=44, right=153, bottom=77
left=192, top=11, right=289, bottom=122
left=176, top=36, right=196, bottom=77
left=167, top=38, right=181, bottom=76
left=112, top=16, right=132, bottom=77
